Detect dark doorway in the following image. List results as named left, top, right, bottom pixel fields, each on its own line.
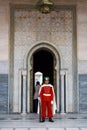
left=33, top=49, right=54, bottom=85
left=33, top=49, right=54, bottom=112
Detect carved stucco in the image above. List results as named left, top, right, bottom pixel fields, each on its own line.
left=9, top=5, right=77, bottom=113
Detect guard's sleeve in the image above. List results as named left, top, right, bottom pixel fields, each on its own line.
left=50, top=85, right=55, bottom=101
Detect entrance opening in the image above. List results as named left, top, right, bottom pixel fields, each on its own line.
left=33, top=49, right=54, bottom=112
left=33, top=50, right=54, bottom=84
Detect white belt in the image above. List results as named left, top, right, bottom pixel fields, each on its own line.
left=43, top=94, right=51, bottom=96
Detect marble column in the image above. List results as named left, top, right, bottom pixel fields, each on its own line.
left=22, top=69, right=27, bottom=115
left=18, top=69, right=22, bottom=113
left=60, top=70, right=66, bottom=113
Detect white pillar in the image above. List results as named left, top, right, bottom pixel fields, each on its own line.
left=60, top=70, right=65, bottom=113
left=65, top=70, right=68, bottom=112
left=22, top=69, right=27, bottom=115
left=18, top=69, right=22, bottom=113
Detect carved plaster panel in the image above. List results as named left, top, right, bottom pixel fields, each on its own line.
left=12, top=6, right=75, bottom=112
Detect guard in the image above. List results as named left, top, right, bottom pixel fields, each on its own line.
left=38, top=76, right=56, bottom=122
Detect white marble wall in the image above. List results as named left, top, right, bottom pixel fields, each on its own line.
left=0, top=0, right=87, bottom=113
left=0, top=1, right=9, bottom=74
left=77, top=0, right=87, bottom=73
left=77, top=1, right=87, bottom=94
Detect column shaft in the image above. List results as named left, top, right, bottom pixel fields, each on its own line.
left=60, top=70, right=65, bottom=113
left=22, top=70, right=27, bottom=114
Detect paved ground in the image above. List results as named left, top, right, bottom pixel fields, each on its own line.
left=0, top=113, right=87, bottom=130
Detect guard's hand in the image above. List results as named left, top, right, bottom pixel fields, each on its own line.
left=51, top=100, right=53, bottom=104
left=38, top=97, right=41, bottom=103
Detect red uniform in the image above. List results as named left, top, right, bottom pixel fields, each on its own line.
left=39, top=84, right=54, bottom=118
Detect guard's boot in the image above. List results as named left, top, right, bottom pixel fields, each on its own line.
left=41, top=118, right=45, bottom=122
left=49, top=118, right=54, bottom=122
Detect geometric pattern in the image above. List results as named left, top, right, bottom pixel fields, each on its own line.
left=14, top=8, right=74, bottom=112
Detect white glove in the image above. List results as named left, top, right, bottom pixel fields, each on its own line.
left=51, top=100, right=53, bottom=104
left=38, top=97, right=41, bottom=103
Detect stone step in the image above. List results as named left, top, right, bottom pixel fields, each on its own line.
left=0, top=128, right=86, bottom=130
left=0, top=114, right=87, bottom=130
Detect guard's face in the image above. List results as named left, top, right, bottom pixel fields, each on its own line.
left=44, top=80, right=49, bottom=84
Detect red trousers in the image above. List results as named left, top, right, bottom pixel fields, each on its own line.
left=41, top=100, right=53, bottom=118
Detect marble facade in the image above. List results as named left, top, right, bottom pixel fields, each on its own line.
left=0, top=0, right=87, bottom=114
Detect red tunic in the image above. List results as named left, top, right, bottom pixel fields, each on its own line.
left=39, top=84, right=54, bottom=101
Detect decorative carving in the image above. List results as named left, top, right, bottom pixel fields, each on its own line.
left=36, top=0, right=54, bottom=14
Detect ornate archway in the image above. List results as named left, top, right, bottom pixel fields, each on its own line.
left=25, top=42, right=61, bottom=113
